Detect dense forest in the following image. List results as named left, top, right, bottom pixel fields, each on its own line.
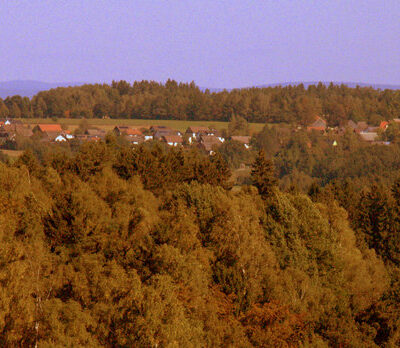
left=1, top=135, right=400, bottom=346
left=1, top=80, right=400, bottom=125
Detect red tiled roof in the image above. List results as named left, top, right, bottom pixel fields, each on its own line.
left=37, top=124, right=63, bottom=132
left=125, top=128, right=143, bottom=136
left=379, top=121, right=389, bottom=129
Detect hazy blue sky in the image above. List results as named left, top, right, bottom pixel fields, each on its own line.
left=1, top=0, right=399, bottom=88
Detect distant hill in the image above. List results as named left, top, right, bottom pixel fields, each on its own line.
left=202, top=81, right=400, bottom=92
left=255, top=81, right=400, bottom=90
left=0, top=80, right=85, bottom=98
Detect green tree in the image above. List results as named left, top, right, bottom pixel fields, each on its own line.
left=251, top=149, right=277, bottom=198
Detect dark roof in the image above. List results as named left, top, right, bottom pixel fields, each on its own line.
left=0, top=124, right=33, bottom=137
left=113, top=126, right=142, bottom=136
left=154, top=129, right=180, bottom=139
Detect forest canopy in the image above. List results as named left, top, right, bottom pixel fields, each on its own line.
left=1, top=140, right=400, bottom=346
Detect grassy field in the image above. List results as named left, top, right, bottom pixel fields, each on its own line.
left=20, top=118, right=267, bottom=134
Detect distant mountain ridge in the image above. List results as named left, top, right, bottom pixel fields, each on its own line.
left=255, top=81, right=400, bottom=90
left=1, top=80, right=399, bottom=99
left=0, top=80, right=85, bottom=99
left=204, top=81, right=400, bottom=92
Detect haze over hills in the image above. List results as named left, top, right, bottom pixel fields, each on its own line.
left=206, top=81, right=400, bottom=92
left=0, top=80, right=85, bottom=99
left=256, top=81, right=400, bottom=90
left=1, top=80, right=399, bottom=99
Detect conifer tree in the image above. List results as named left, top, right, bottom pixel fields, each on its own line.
left=251, top=149, right=277, bottom=198
left=356, top=186, right=399, bottom=264
left=210, top=152, right=232, bottom=189
left=391, top=177, right=400, bottom=206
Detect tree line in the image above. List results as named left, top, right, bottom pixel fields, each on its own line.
left=1, top=80, right=400, bottom=125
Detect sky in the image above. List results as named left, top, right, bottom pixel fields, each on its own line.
left=0, top=0, right=399, bottom=88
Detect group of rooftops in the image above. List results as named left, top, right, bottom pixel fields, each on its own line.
left=113, top=125, right=251, bottom=151
left=1, top=116, right=394, bottom=151
left=0, top=120, right=252, bottom=153
left=307, top=116, right=395, bottom=143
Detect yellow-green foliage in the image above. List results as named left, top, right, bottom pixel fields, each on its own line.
left=0, top=144, right=397, bottom=347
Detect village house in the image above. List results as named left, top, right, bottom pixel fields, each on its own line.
left=307, top=117, right=327, bottom=132
left=113, top=126, right=141, bottom=137
left=198, top=135, right=223, bottom=154
left=75, top=134, right=102, bottom=143
left=126, top=136, right=145, bottom=145
left=185, top=126, right=216, bottom=141
left=0, top=119, right=21, bottom=126
left=85, top=128, right=106, bottom=138
left=0, top=124, right=33, bottom=140
left=33, top=124, right=63, bottom=141
left=354, top=121, right=369, bottom=134
left=33, top=123, right=63, bottom=134
left=151, top=125, right=182, bottom=139
left=33, top=124, right=73, bottom=142
left=161, top=135, right=183, bottom=146
left=54, top=135, right=67, bottom=142
left=231, top=135, right=252, bottom=149
left=125, top=131, right=145, bottom=145
left=154, top=130, right=181, bottom=140
left=124, top=128, right=143, bottom=137
left=113, top=126, right=144, bottom=143
left=379, top=121, right=389, bottom=131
